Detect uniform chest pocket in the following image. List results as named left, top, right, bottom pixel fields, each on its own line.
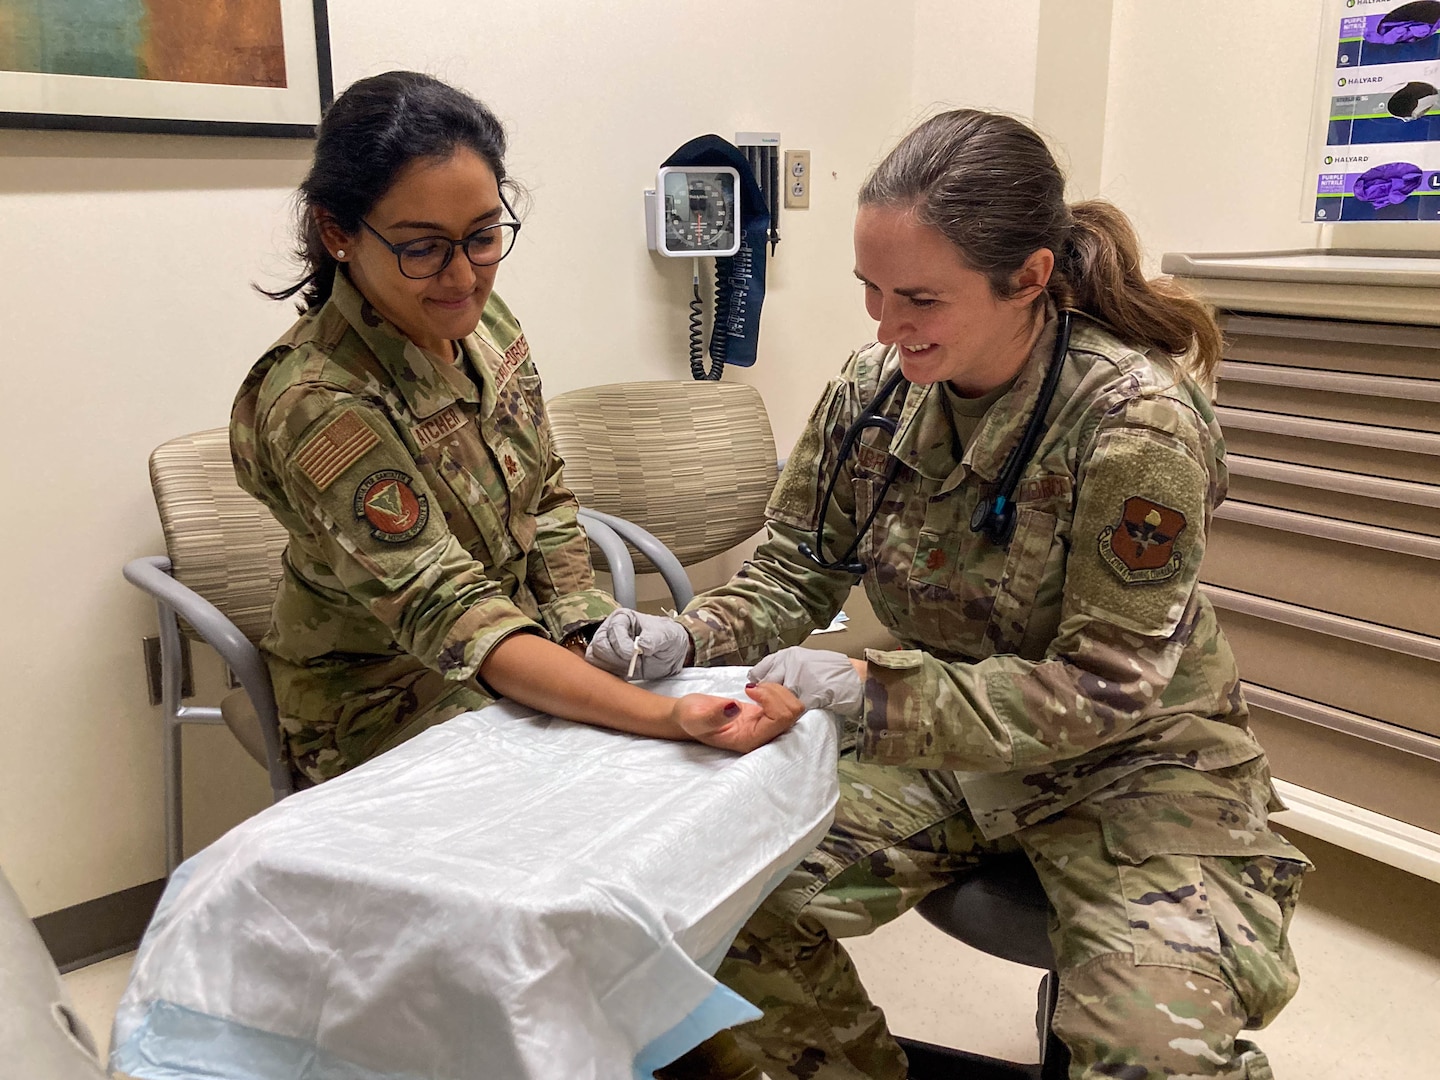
left=987, top=506, right=1061, bottom=656
left=493, top=373, right=548, bottom=519
left=851, top=471, right=999, bottom=660
left=437, top=442, right=516, bottom=564
left=905, top=495, right=1060, bottom=660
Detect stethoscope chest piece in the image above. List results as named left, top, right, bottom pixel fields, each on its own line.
left=805, top=309, right=1073, bottom=571
left=970, top=493, right=1016, bottom=548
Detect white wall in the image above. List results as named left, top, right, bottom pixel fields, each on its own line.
left=0, top=137, right=310, bottom=912
left=911, top=0, right=1040, bottom=125
left=1098, top=0, right=1327, bottom=268
left=0, top=0, right=921, bottom=917
left=1098, top=0, right=1440, bottom=267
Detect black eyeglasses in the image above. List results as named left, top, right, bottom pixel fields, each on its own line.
left=359, top=194, right=521, bottom=279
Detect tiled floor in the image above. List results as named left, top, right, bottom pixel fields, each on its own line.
left=67, top=832, right=1439, bottom=1078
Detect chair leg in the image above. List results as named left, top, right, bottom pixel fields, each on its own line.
left=164, top=715, right=183, bottom=877
left=156, top=598, right=187, bottom=877
left=1037, top=972, right=1070, bottom=1080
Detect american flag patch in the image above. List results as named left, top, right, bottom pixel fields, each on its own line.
left=295, top=410, right=380, bottom=491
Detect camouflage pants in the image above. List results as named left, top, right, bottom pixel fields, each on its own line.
left=268, top=650, right=493, bottom=783
left=705, top=755, right=1309, bottom=1080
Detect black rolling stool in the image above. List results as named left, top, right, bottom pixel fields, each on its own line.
left=896, top=853, right=1070, bottom=1080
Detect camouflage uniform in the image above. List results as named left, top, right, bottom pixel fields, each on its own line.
left=231, top=273, right=615, bottom=782
left=675, top=312, right=1310, bottom=1079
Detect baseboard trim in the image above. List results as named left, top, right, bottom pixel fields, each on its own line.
left=33, top=878, right=166, bottom=974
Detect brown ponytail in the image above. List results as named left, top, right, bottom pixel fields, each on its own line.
left=859, top=110, right=1221, bottom=390
left=1051, top=200, right=1221, bottom=388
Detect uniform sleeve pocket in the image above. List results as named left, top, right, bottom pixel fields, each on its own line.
left=767, top=378, right=848, bottom=531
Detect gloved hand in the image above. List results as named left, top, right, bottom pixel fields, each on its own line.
left=586, top=608, right=693, bottom=680
left=747, top=647, right=864, bottom=717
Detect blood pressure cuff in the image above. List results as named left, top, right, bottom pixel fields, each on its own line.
left=663, top=135, right=770, bottom=368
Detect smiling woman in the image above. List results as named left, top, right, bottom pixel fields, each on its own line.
left=233, top=72, right=803, bottom=785
left=596, top=109, right=1312, bottom=1080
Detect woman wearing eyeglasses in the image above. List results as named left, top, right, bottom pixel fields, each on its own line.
left=232, top=72, right=800, bottom=784
left=595, top=111, right=1311, bottom=1080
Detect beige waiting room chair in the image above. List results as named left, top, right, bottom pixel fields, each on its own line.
left=123, top=429, right=296, bottom=876
left=546, top=380, right=781, bottom=608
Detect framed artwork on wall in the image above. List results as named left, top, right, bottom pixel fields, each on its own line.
left=0, top=0, right=332, bottom=137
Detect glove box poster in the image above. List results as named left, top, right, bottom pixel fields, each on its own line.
left=1308, top=0, right=1440, bottom=221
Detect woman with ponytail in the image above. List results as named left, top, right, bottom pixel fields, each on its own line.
left=594, top=110, right=1309, bottom=1080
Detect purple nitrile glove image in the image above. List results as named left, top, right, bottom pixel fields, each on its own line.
left=1365, top=2, right=1440, bottom=44
left=1352, top=161, right=1424, bottom=207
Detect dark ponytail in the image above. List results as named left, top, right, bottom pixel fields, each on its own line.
left=1052, top=200, right=1221, bottom=387
left=859, top=110, right=1221, bottom=388
left=260, top=71, right=513, bottom=311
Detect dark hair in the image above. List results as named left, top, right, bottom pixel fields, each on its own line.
left=262, top=71, right=513, bottom=310
left=858, top=110, right=1221, bottom=387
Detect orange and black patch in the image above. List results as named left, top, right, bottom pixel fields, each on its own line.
left=354, top=469, right=429, bottom=543
left=1098, top=496, right=1186, bottom=584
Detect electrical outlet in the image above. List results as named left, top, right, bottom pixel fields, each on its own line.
left=784, top=149, right=811, bottom=209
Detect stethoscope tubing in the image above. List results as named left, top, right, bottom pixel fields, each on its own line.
left=801, top=310, right=1074, bottom=573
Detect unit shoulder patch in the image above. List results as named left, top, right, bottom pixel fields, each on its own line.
left=354, top=469, right=429, bottom=543
left=1098, top=496, right=1186, bottom=584
left=295, top=410, right=380, bottom=491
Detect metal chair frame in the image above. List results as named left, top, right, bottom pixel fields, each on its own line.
left=123, top=554, right=293, bottom=876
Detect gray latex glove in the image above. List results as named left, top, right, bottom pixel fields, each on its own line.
left=748, top=647, right=864, bottom=717
left=586, top=608, right=692, bottom=680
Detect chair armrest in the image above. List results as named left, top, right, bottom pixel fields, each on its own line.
left=123, top=556, right=292, bottom=799
left=576, top=510, right=637, bottom=609
left=576, top=509, right=694, bottom=609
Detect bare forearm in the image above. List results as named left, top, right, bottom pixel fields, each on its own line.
left=480, top=632, right=682, bottom=739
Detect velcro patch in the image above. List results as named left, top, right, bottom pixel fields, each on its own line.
left=354, top=470, right=429, bottom=543
left=295, top=410, right=379, bottom=491
left=1098, top=496, right=1186, bottom=584
left=411, top=404, right=467, bottom=452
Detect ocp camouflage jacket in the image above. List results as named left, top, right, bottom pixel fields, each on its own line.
left=231, top=273, right=615, bottom=695
left=679, top=312, right=1267, bottom=837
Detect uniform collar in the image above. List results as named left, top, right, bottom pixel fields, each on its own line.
left=329, top=271, right=481, bottom=419
left=888, top=300, right=1061, bottom=488
left=458, top=330, right=522, bottom=420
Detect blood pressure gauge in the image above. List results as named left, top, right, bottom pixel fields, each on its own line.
left=655, top=165, right=741, bottom=257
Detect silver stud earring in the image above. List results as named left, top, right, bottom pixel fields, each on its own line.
left=335, top=249, right=346, bottom=259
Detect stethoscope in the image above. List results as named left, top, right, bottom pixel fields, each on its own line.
left=798, top=309, right=1074, bottom=575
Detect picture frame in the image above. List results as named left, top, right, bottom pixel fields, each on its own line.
left=0, top=0, right=333, bottom=138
